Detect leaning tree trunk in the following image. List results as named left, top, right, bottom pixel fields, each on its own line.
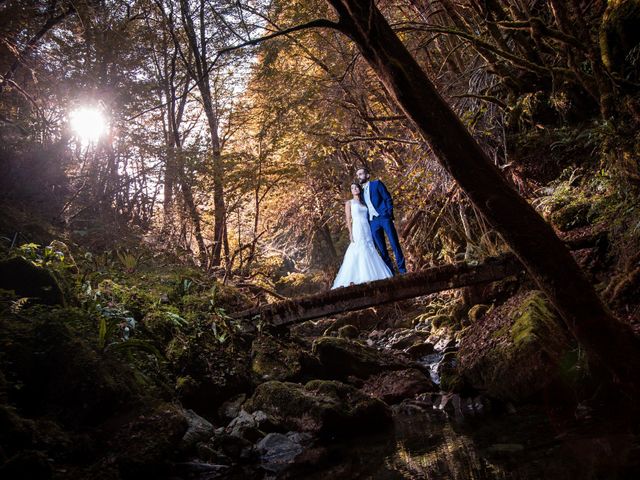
left=326, top=0, right=640, bottom=391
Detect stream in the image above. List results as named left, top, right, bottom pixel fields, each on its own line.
left=174, top=400, right=639, bottom=479
left=171, top=331, right=640, bottom=480
left=315, top=404, right=639, bottom=479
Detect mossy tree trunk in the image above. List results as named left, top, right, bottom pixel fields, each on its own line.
left=325, top=0, right=640, bottom=392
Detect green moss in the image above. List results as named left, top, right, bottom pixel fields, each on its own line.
left=429, top=314, right=454, bottom=329
left=458, top=290, right=574, bottom=402
left=468, top=304, right=490, bottom=323
left=250, top=334, right=303, bottom=382
left=175, top=375, right=198, bottom=394
left=439, top=351, right=463, bottom=392
left=549, top=197, right=592, bottom=231
left=96, top=279, right=157, bottom=320
left=509, top=291, right=560, bottom=347
left=244, top=379, right=391, bottom=435
left=275, top=271, right=325, bottom=297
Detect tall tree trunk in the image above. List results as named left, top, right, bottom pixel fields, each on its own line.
left=326, top=0, right=640, bottom=392
left=180, top=0, right=226, bottom=267
left=160, top=12, right=208, bottom=267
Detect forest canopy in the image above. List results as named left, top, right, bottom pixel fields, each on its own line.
left=1, top=0, right=639, bottom=280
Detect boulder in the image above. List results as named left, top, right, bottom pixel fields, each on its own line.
left=387, top=330, right=430, bottom=350
left=250, top=334, right=304, bottom=382
left=244, top=380, right=392, bottom=436
left=323, top=308, right=383, bottom=334
left=180, top=409, right=214, bottom=450
left=457, top=290, right=573, bottom=402
left=337, top=324, right=359, bottom=339
left=311, top=336, right=407, bottom=379
left=256, top=431, right=313, bottom=473
left=467, top=304, right=490, bottom=322
left=217, top=393, right=246, bottom=423
left=225, top=409, right=272, bottom=441
left=106, top=402, right=189, bottom=479
left=405, top=342, right=435, bottom=359
left=360, top=368, right=436, bottom=404
left=0, top=257, right=65, bottom=306
left=199, top=432, right=255, bottom=463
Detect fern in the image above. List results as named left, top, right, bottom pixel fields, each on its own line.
left=165, top=311, right=188, bottom=327
left=10, top=297, right=31, bottom=313
left=106, top=338, right=162, bottom=358
left=116, top=249, right=139, bottom=273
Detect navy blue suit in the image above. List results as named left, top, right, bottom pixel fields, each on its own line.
left=364, top=179, right=406, bottom=274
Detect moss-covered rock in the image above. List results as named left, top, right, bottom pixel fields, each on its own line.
left=467, top=304, right=490, bottom=323
left=169, top=329, right=253, bottom=418
left=250, top=334, right=304, bottom=382
left=323, top=308, right=384, bottom=335
left=95, top=279, right=157, bottom=322
left=0, top=307, right=149, bottom=428
left=549, top=197, right=592, bottom=231
left=311, top=336, right=407, bottom=379
left=438, top=351, right=465, bottom=393
left=98, top=402, right=189, bottom=479
left=0, top=257, right=65, bottom=306
left=457, top=290, right=573, bottom=402
left=337, top=324, right=359, bottom=339
left=244, top=379, right=392, bottom=436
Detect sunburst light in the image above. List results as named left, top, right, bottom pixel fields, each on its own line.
left=69, top=106, right=108, bottom=145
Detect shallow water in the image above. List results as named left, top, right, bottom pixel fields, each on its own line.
left=276, top=404, right=640, bottom=480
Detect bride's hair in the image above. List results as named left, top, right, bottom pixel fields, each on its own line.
left=350, top=182, right=366, bottom=205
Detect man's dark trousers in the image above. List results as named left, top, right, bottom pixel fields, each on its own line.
left=370, top=214, right=406, bottom=274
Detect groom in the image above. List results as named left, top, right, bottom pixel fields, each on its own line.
left=356, top=167, right=407, bottom=274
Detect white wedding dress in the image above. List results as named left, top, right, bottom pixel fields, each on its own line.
left=331, top=199, right=393, bottom=289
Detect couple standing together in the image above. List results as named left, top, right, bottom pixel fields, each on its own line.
left=331, top=167, right=407, bottom=289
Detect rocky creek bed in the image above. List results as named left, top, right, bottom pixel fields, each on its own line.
left=1, top=256, right=639, bottom=479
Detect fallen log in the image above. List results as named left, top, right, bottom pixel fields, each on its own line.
left=232, top=253, right=524, bottom=327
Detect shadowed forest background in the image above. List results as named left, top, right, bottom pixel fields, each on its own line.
left=1, top=0, right=640, bottom=479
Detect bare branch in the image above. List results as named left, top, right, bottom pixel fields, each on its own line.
left=217, top=18, right=345, bottom=55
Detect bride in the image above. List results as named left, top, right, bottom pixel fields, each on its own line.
left=331, top=183, right=393, bottom=289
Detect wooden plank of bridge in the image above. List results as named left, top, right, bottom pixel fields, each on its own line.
left=232, top=253, right=525, bottom=328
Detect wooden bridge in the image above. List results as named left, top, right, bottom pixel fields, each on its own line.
left=232, top=234, right=603, bottom=326
left=232, top=253, right=522, bottom=327
left=231, top=233, right=603, bottom=329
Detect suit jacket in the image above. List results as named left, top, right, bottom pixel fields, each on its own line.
left=364, top=179, right=394, bottom=220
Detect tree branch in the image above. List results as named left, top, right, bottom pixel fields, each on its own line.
left=217, top=18, right=346, bottom=55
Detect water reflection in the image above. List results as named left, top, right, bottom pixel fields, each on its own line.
left=280, top=405, right=639, bottom=480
